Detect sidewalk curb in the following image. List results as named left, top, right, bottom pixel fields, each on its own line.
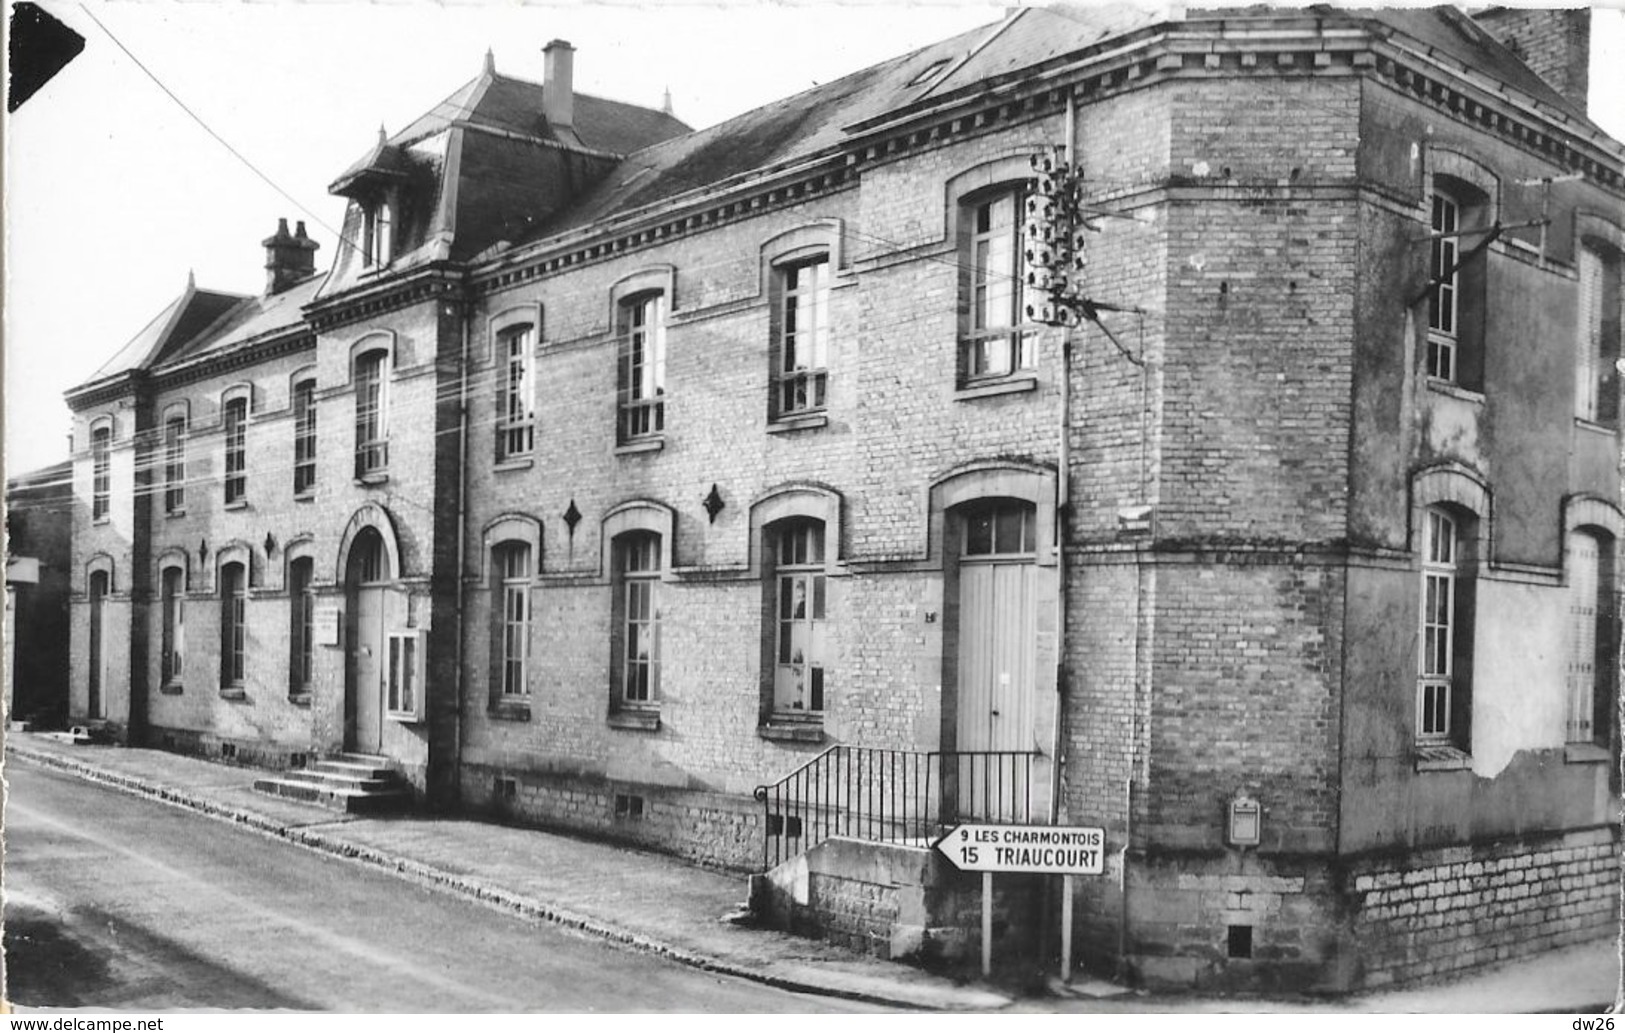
left=4, top=743, right=1008, bottom=1011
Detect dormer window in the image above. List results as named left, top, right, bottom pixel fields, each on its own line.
left=363, top=197, right=394, bottom=267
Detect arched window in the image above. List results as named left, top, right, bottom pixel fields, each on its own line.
left=960, top=185, right=1034, bottom=382
left=1425, top=177, right=1491, bottom=391
left=1576, top=243, right=1621, bottom=425
left=496, top=325, right=535, bottom=460
left=163, top=415, right=186, bottom=514
left=618, top=293, right=666, bottom=443
left=293, top=378, right=317, bottom=495
left=288, top=556, right=315, bottom=699
left=494, top=541, right=532, bottom=698
left=615, top=532, right=662, bottom=707
left=223, top=398, right=248, bottom=504
left=160, top=565, right=185, bottom=688
left=1417, top=506, right=1476, bottom=749
left=354, top=350, right=389, bottom=478
left=220, top=561, right=248, bottom=690
left=771, top=256, right=831, bottom=420
left=1565, top=528, right=1617, bottom=745
left=91, top=424, right=111, bottom=520
left=768, top=519, right=827, bottom=715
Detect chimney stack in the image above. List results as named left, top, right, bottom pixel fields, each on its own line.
left=543, top=39, right=575, bottom=130
left=1472, top=7, right=1591, bottom=114
left=262, top=217, right=320, bottom=295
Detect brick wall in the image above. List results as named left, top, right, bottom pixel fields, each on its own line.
left=1349, top=827, right=1619, bottom=988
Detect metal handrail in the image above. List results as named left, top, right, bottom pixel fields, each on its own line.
left=751, top=745, right=1037, bottom=871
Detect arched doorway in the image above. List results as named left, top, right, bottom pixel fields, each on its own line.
left=345, top=527, right=391, bottom=753
left=949, top=498, right=1038, bottom=819
left=87, top=569, right=109, bottom=720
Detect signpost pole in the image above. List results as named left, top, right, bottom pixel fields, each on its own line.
left=981, top=871, right=993, bottom=978
left=1060, top=875, right=1074, bottom=985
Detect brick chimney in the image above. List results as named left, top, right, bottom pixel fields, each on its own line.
left=543, top=39, right=575, bottom=130
left=262, top=218, right=320, bottom=295
left=1472, top=7, right=1591, bottom=114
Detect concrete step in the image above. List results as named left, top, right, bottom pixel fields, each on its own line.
left=310, top=758, right=395, bottom=780
left=279, top=768, right=399, bottom=793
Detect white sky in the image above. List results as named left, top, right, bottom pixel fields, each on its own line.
left=6, top=1, right=1624, bottom=478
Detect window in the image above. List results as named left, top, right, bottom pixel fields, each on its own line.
left=771, top=521, right=827, bottom=713
left=223, top=398, right=247, bottom=504
left=293, top=380, right=317, bottom=495
left=289, top=557, right=314, bottom=697
left=618, top=294, right=666, bottom=442
left=163, top=417, right=185, bottom=514
left=91, top=425, right=111, bottom=520
left=1424, top=181, right=1488, bottom=390
left=220, top=561, right=247, bottom=689
left=962, top=188, right=1034, bottom=381
left=1417, top=508, right=1474, bottom=749
left=1566, top=530, right=1617, bottom=745
left=773, top=258, right=830, bottom=419
left=497, top=326, right=535, bottom=460
left=160, top=566, right=184, bottom=687
left=387, top=632, right=421, bottom=716
left=364, top=199, right=394, bottom=267
left=616, top=533, right=661, bottom=706
left=496, top=543, right=532, bottom=697
left=1577, top=244, right=1621, bottom=424
left=964, top=501, right=1037, bottom=557
left=354, top=351, right=389, bottom=478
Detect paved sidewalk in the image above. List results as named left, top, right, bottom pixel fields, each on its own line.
left=5, top=733, right=1619, bottom=1013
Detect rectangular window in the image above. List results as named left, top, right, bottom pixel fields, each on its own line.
left=497, top=327, right=536, bottom=460
left=220, top=562, right=246, bottom=688
left=91, top=426, right=111, bottom=520
left=620, top=534, right=661, bottom=705
left=618, top=295, right=666, bottom=442
left=964, top=189, right=1034, bottom=381
left=364, top=200, right=393, bottom=267
left=163, top=418, right=185, bottom=514
left=386, top=631, right=422, bottom=716
left=773, top=522, right=827, bottom=713
left=289, top=558, right=314, bottom=696
left=774, top=258, right=830, bottom=418
left=1577, top=245, right=1621, bottom=425
left=1566, top=530, right=1617, bottom=746
left=161, top=566, right=184, bottom=686
left=354, top=352, right=389, bottom=478
left=499, top=544, right=531, bottom=697
left=293, top=380, right=317, bottom=495
left=223, top=399, right=248, bottom=504
left=1427, top=193, right=1460, bottom=382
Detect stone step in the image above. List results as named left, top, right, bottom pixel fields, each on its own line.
left=310, top=758, right=395, bottom=780
left=252, top=776, right=412, bottom=815
left=280, top=768, right=399, bottom=793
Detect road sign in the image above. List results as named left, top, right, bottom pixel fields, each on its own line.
left=935, top=823, right=1105, bottom=875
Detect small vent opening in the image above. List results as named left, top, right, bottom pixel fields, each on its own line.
left=614, top=793, right=645, bottom=820
left=1227, top=924, right=1253, bottom=959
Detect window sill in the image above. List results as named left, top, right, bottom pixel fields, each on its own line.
left=494, top=457, right=534, bottom=473
left=1574, top=417, right=1617, bottom=436
left=608, top=709, right=661, bottom=732
left=159, top=682, right=184, bottom=696
left=1424, top=379, right=1485, bottom=405
left=92, top=517, right=110, bottom=526
left=219, top=686, right=247, bottom=701
left=760, top=720, right=825, bottom=743
left=354, top=472, right=390, bottom=487
left=386, top=709, right=424, bottom=725
left=1564, top=742, right=1613, bottom=764
left=288, top=692, right=312, bottom=707
left=615, top=438, right=665, bottom=456
left=165, top=508, right=187, bottom=519
left=956, top=374, right=1038, bottom=401
left=223, top=500, right=249, bottom=512
left=489, top=699, right=532, bottom=722
left=1414, top=745, right=1472, bottom=771
left=294, top=491, right=316, bottom=504
left=767, top=412, right=829, bottom=435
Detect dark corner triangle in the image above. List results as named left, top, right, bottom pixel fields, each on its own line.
left=9, top=2, right=86, bottom=113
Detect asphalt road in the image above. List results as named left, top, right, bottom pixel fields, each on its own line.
left=2, top=759, right=879, bottom=1012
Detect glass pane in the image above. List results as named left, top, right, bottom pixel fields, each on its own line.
left=812, top=575, right=826, bottom=620
left=966, top=511, right=993, bottom=555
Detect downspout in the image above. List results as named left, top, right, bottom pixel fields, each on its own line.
left=450, top=302, right=471, bottom=808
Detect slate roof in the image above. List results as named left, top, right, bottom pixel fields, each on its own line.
left=384, top=67, right=690, bottom=156
left=537, top=3, right=1610, bottom=239
left=87, top=282, right=250, bottom=381
left=160, top=273, right=325, bottom=369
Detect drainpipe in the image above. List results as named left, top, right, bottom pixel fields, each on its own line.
left=450, top=302, right=472, bottom=808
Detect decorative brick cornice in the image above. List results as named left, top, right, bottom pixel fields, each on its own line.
left=306, top=266, right=467, bottom=333
left=151, top=331, right=316, bottom=393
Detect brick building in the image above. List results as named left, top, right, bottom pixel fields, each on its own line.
left=62, top=6, right=1621, bottom=992
left=6, top=459, right=73, bottom=727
